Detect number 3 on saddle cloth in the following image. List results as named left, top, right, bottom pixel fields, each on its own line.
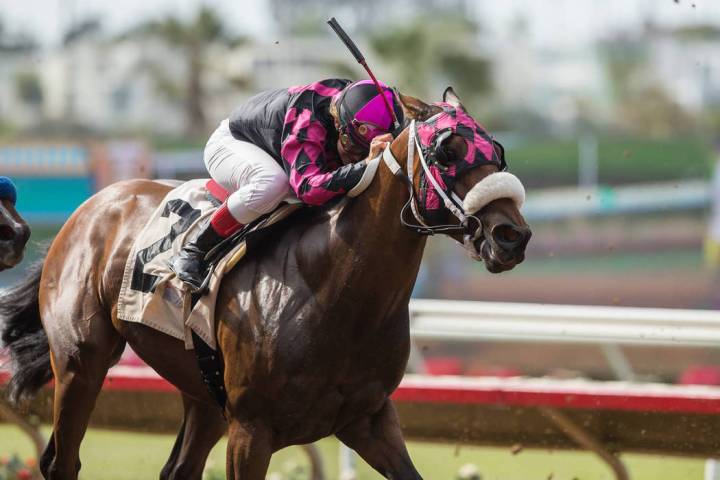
left=117, top=179, right=301, bottom=352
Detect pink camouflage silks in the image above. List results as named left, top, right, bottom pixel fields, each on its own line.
left=280, top=81, right=367, bottom=205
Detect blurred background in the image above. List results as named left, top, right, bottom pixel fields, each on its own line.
left=1, top=0, right=720, bottom=479
left=1, top=0, right=718, bottom=308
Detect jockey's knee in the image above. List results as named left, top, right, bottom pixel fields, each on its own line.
left=262, top=170, right=290, bottom=196
left=252, top=171, right=290, bottom=211
left=227, top=171, right=289, bottom=223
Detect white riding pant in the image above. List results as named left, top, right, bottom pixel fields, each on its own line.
left=204, top=119, right=291, bottom=224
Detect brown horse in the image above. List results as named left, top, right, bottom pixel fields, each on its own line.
left=0, top=194, right=30, bottom=271
left=1, top=90, right=530, bottom=480
left=0, top=188, right=46, bottom=467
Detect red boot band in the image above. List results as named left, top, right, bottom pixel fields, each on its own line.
left=210, top=204, right=244, bottom=237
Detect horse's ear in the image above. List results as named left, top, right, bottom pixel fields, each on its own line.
left=443, top=86, right=463, bottom=109
left=397, top=92, right=437, bottom=121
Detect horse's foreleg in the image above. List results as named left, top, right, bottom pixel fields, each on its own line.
left=225, top=420, right=273, bottom=480
left=160, top=393, right=226, bottom=480
left=336, top=400, right=422, bottom=480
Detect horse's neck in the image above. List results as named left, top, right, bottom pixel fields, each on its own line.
left=329, top=148, right=427, bottom=317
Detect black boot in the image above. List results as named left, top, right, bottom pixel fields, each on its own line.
left=170, top=221, right=226, bottom=291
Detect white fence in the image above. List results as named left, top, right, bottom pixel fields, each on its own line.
left=401, top=299, right=720, bottom=480
left=521, top=180, right=709, bottom=221
left=408, top=299, right=720, bottom=347
left=341, top=300, right=720, bottom=479
left=407, top=299, right=720, bottom=383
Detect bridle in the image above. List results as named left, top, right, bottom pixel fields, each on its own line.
left=349, top=116, right=525, bottom=258
left=380, top=119, right=485, bottom=253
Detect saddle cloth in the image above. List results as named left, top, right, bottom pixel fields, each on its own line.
left=117, top=179, right=300, bottom=350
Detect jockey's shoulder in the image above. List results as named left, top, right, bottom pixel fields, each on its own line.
left=287, top=78, right=352, bottom=96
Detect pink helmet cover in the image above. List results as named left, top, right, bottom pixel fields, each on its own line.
left=334, top=79, right=399, bottom=145
left=354, top=88, right=395, bottom=131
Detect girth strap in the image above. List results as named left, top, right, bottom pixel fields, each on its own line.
left=191, top=329, right=227, bottom=410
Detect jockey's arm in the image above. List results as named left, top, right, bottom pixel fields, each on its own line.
left=281, top=115, right=368, bottom=206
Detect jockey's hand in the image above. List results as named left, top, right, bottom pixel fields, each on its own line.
left=366, top=134, right=393, bottom=164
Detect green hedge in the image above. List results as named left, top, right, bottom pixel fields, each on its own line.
left=507, top=136, right=713, bottom=187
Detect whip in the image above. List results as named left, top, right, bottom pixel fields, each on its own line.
left=327, top=17, right=400, bottom=130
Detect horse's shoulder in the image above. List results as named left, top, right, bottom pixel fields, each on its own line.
left=219, top=197, right=351, bottom=309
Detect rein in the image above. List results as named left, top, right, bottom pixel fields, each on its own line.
left=380, top=120, right=485, bottom=259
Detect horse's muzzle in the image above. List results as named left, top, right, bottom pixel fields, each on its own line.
left=0, top=223, right=30, bottom=269
left=472, top=223, right=531, bottom=273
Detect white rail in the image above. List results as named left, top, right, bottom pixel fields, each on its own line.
left=354, top=300, right=720, bottom=478
left=521, top=180, right=709, bottom=220
left=409, top=299, right=720, bottom=347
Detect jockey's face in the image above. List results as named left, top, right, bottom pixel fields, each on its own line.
left=336, top=135, right=368, bottom=165
left=331, top=100, right=369, bottom=164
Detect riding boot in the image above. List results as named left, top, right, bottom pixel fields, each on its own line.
left=170, top=203, right=243, bottom=291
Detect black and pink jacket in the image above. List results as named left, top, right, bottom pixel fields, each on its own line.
left=228, top=78, right=367, bottom=206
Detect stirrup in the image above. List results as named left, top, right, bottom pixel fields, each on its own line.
left=171, top=258, right=214, bottom=295
left=192, top=266, right=215, bottom=295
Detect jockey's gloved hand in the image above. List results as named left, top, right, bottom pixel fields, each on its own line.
left=366, top=134, right=392, bottom=164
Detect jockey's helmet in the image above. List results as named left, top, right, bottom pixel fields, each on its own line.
left=333, top=80, right=403, bottom=150
left=0, top=177, right=17, bottom=205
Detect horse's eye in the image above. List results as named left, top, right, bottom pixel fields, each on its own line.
left=432, top=130, right=454, bottom=168
left=433, top=145, right=453, bottom=168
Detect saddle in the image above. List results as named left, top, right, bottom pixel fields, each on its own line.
left=117, top=178, right=302, bottom=407
left=194, top=180, right=302, bottom=294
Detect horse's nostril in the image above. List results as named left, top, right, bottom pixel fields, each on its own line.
left=503, top=228, right=520, bottom=243
left=0, top=225, right=15, bottom=241
left=493, top=225, right=519, bottom=245
left=492, top=224, right=531, bottom=250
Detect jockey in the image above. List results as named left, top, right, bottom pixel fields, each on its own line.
left=0, top=176, right=17, bottom=206
left=171, top=78, right=404, bottom=289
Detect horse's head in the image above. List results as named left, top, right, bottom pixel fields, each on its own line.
left=389, top=88, right=530, bottom=273
left=0, top=197, right=30, bottom=271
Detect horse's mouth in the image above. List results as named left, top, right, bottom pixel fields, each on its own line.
left=0, top=249, right=24, bottom=270
left=477, top=239, right=523, bottom=273
left=0, top=260, right=16, bottom=271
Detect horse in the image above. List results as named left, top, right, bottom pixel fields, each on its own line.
left=0, top=188, right=30, bottom=271
left=1, top=89, right=530, bottom=480
left=0, top=182, right=46, bottom=472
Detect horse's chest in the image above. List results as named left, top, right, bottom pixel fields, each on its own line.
left=223, top=275, right=412, bottom=443
left=275, top=311, right=410, bottom=383
left=267, top=374, right=391, bottom=446
left=259, top=318, right=409, bottom=444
